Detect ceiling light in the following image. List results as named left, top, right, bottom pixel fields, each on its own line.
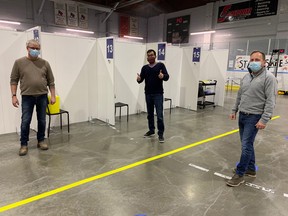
left=190, top=30, right=216, bottom=35
left=66, top=28, right=94, bottom=34
left=123, top=35, right=143, bottom=40
left=0, top=20, right=21, bottom=25
left=215, top=34, right=231, bottom=37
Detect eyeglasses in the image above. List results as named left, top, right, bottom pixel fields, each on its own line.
left=28, top=47, right=40, bottom=50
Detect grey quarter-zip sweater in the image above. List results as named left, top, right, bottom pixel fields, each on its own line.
left=232, top=67, right=277, bottom=124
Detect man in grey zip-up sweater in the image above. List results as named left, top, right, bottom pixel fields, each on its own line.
left=226, top=50, right=277, bottom=187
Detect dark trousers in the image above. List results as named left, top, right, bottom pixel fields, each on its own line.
left=20, top=94, right=47, bottom=146
left=145, top=94, right=164, bottom=136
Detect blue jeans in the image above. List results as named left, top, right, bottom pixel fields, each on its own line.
left=236, top=112, right=262, bottom=176
left=21, top=94, right=48, bottom=146
left=145, top=94, right=164, bottom=136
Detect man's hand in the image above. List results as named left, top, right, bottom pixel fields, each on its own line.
left=50, top=95, right=56, bottom=105
left=229, top=113, right=236, bottom=120
left=12, top=96, right=19, bottom=108
left=137, top=73, right=141, bottom=81
left=158, top=70, right=164, bottom=79
left=256, top=121, right=266, bottom=129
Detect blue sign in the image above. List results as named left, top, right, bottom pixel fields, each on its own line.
left=33, top=29, right=39, bottom=41
left=192, top=47, right=201, bottom=62
left=157, top=43, right=166, bottom=61
left=106, top=38, right=113, bottom=59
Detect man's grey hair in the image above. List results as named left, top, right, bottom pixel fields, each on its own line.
left=26, top=39, right=40, bottom=47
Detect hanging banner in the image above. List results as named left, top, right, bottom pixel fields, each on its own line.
left=157, top=43, right=166, bottom=61
left=119, top=16, right=129, bottom=37
left=78, top=6, right=88, bottom=29
left=67, top=3, right=78, bottom=27
left=54, top=2, right=67, bottom=25
left=130, top=17, right=138, bottom=36
left=234, top=54, right=288, bottom=72
left=218, top=0, right=278, bottom=23
left=192, top=47, right=201, bottom=62
left=106, top=38, right=113, bottom=59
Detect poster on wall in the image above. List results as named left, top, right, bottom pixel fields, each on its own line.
left=119, top=16, right=129, bottom=37
left=67, top=3, right=78, bottom=27
left=166, top=15, right=190, bottom=44
left=78, top=6, right=88, bottom=28
left=54, top=2, right=67, bottom=25
left=218, top=0, right=278, bottom=23
left=130, top=17, right=138, bottom=36
left=157, top=43, right=166, bottom=61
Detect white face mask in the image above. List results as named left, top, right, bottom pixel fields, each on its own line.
left=248, top=61, right=262, bottom=72
left=29, top=49, right=40, bottom=57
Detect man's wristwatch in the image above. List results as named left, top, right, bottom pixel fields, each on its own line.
left=12, top=94, right=16, bottom=97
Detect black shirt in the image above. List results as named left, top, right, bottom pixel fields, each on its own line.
left=137, top=62, right=169, bottom=94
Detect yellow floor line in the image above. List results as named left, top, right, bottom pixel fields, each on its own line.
left=0, top=115, right=280, bottom=213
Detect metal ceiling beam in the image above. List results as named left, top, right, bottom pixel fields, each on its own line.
left=117, top=0, right=144, bottom=9
left=102, top=1, right=120, bottom=23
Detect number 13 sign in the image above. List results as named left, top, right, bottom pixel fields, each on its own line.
left=106, top=38, right=113, bottom=59
left=193, top=47, right=201, bottom=62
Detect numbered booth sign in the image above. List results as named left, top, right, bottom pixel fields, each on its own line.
left=157, top=43, right=166, bottom=61
left=193, top=47, right=201, bottom=62
left=106, top=38, right=113, bottom=59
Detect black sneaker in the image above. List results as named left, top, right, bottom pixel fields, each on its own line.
left=232, top=168, right=256, bottom=177
left=143, top=131, right=155, bottom=138
left=158, top=135, right=164, bottom=143
left=226, top=174, right=245, bottom=187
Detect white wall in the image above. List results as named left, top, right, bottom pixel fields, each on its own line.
left=95, top=37, right=115, bottom=125
left=114, top=41, right=146, bottom=115
left=0, top=30, right=26, bottom=134
left=199, top=50, right=229, bottom=107
left=41, top=33, right=97, bottom=125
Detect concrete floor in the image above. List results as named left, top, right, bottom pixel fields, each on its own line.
left=0, top=91, right=287, bottom=216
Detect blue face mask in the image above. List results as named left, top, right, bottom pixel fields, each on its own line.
left=29, top=49, right=40, bottom=58
left=248, top=61, right=262, bottom=72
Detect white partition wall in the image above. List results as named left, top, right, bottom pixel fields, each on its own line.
left=199, top=50, right=229, bottom=107
left=114, top=41, right=146, bottom=115
left=165, top=45, right=182, bottom=107
left=95, top=37, right=115, bottom=125
left=180, top=47, right=200, bottom=111
left=0, top=30, right=27, bottom=134
left=0, top=29, right=229, bottom=135
left=41, top=33, right=97, bottom=126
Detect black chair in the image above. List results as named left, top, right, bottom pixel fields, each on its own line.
left=46, top=106, right=70, bottom=137
left=115, top=102, right=129, bottom=122
left=164, top=98, right=172, bottom=114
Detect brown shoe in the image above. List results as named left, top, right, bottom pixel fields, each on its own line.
left=37, top=141, right=49, bottom=150
left=19, top=146, right=28, bottom=156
